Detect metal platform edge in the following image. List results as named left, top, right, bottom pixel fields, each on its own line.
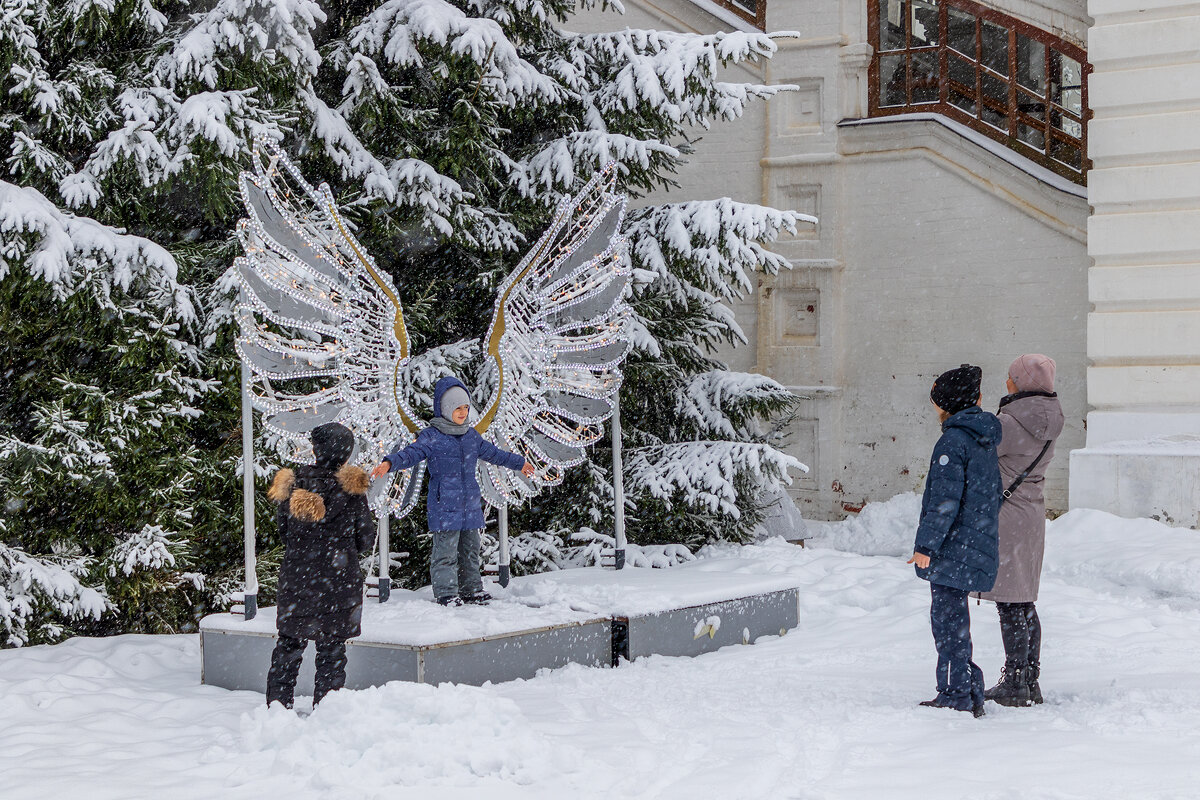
left=615, top=587, right=800, bottom=661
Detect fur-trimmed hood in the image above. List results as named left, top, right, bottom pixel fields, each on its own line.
left=335, top=464, right=369, bottom=495
left=267, top=465, right=369, bottom=523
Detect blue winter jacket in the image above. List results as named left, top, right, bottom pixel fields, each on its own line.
left=913, top=405, right=1002, bottom=592
left=383, top=377, right=526, bottom=531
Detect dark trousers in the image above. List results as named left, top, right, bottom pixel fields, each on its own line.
left=929, top=582, right=985, bottom=710
left=266, top=633, right=348, bottom=708
left=996, top=601, right=1041, bottom=667
left=430, top=528, right=483, bottom=600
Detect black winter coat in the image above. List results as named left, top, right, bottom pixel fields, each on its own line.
left=268, top=464, right=375, bottom=640
left=913, top=405, right=1002, bottom=593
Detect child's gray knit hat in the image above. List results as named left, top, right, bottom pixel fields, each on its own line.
left=440, top=385, right=471, bottom=419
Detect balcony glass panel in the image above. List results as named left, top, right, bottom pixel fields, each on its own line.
left=880, top=0, right=906, bottom=50
left=911, top=50, right=940, bottom=103
left=981, top=104, right=1007, bottom=130
left=948, top=8, right=975, bottom=56
left=949, top=53, right=975, bottom=86
left=1016, top=34, right=1045, bottom=93
left=880, top=54, right=907, bottom=106
left=1051, top=138, right=1082, bottom=170
left=981, top=20, right=1009, bottom=75
left=949, top=85, right=977, bottom=115
left=1050, top=50, right=1083, bottom=116
left=1016, top=87, right=1045, bottom=117
left=982, top=71, right=1007, bottom=106
left=1018, top=121, right=1045, bottom=149
left=1051, top=108, right=1082, bottom=138
left=911, top=0, right=939, bottom=46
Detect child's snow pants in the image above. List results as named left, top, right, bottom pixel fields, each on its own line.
left=929, top=582, right=986, bottom=710
left=266, top=634, right=347, bottom=708
left=430, top=528, right=484, bottom=600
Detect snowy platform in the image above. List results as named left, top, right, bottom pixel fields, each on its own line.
left=200, top=561, right=801, bottom=693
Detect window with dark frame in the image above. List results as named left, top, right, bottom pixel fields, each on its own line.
left=869, top=0, right=1089, bottom=184
left=711, top=0, right=766, bottom=29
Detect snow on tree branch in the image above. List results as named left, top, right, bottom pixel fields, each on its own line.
left=576, top=29, right=793, bottom=125
left=105, top=525, right=186, bottom=578
left=0, top=543, right=108, bottom=647
left=570, top=528, right=695, bottom=568
left=626, top=200, right=811, bottom=298
left=155, top=0, right=326, bottom=88
left=512, top=131, right=680, bottom=198
left=0, top=180, right=194, bottom=320
left=678, top=371, right=798, bottom=439
left=349, top=0, right=565, bottom=106
left=625, top=441, right=807, bottom=519
left=301, top=88, right=521, bottom=248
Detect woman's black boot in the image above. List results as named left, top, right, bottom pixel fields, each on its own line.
left=1026, top=661, right=1043, bottom=704
left=984, top=663, right=1032, bottom=707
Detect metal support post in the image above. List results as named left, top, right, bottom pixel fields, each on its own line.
left=498, top=505, right=511, bottom=587
left=612, top=391, right=626, bottom=570
left=377, top=512, right=391, bottom=603
left=240, top=358, right=258, bottom=619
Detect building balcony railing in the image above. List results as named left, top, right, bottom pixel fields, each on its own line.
left=710, top=0, right=766, bottom=29
left=868, top=0, right=1090, bottom=184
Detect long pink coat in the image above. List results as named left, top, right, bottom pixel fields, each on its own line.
left=979, top=393, right=1065, bottom=603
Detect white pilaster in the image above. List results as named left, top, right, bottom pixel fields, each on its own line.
left=1070, top=0, right=1200, bottom=525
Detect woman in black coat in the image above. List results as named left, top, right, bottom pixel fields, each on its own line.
left=265, top=423, right=375, bottom=708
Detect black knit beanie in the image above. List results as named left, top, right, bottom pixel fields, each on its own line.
left=311, top=422, right=355, bottom=470
left=930, top=364, right=982, bottom=416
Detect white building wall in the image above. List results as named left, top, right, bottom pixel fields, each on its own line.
left=1069, top=0, right=1200, bottom=525
left=572, top=0, right=1091, bottom=519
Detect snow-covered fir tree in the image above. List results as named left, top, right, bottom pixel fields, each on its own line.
left=1, top=0, right=810, bottom=640
left=0, top=0, right=272, bottom=644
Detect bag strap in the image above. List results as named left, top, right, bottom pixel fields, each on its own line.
left=1002, top=440, right=1052, bottom=501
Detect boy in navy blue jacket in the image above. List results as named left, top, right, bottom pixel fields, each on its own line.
left=371, top=376, right=533, bottom=605
left=908, top=364, right=1001, bottom=717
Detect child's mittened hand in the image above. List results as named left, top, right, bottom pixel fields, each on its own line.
left=370, top=462, right=391, bottom=479
left=907, top=552, right=931, bottom=569
left=521, top=461, right=535, bottom=477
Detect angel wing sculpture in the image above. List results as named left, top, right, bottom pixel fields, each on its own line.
left=234, top=137, right=631, bottom=518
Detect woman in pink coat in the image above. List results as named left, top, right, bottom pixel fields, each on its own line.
left=982, top=354, right=1065, bottom=707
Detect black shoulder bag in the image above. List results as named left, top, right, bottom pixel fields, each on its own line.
left=1002, top=440, right=1052, bottom=502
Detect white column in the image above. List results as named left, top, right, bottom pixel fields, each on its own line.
left=498, top=505, right=511, bottom=587
left=611, top=392, right=626, bottom=569
left=240, top=359, right=258, bottom=619
left=377, top=512, right=390, bottom=602
left=1070, top=0, right=1200, bottom=524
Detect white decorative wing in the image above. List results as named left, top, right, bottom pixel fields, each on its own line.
left=233, top=137, right=424, bottom=517
left=474, top=164, right=631, bottom=508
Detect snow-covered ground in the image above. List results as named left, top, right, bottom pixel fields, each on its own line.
left=5, top=497, right=1200, bottom=799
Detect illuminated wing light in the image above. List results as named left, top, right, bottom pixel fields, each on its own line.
left=474, top=163, right=632, bottom=509
left=234, top=137, right=422, bottom=518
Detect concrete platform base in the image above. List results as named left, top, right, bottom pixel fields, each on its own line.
left=201, top=615, right=611, bottom=693
left=200, top=564, right=802, bottom=693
